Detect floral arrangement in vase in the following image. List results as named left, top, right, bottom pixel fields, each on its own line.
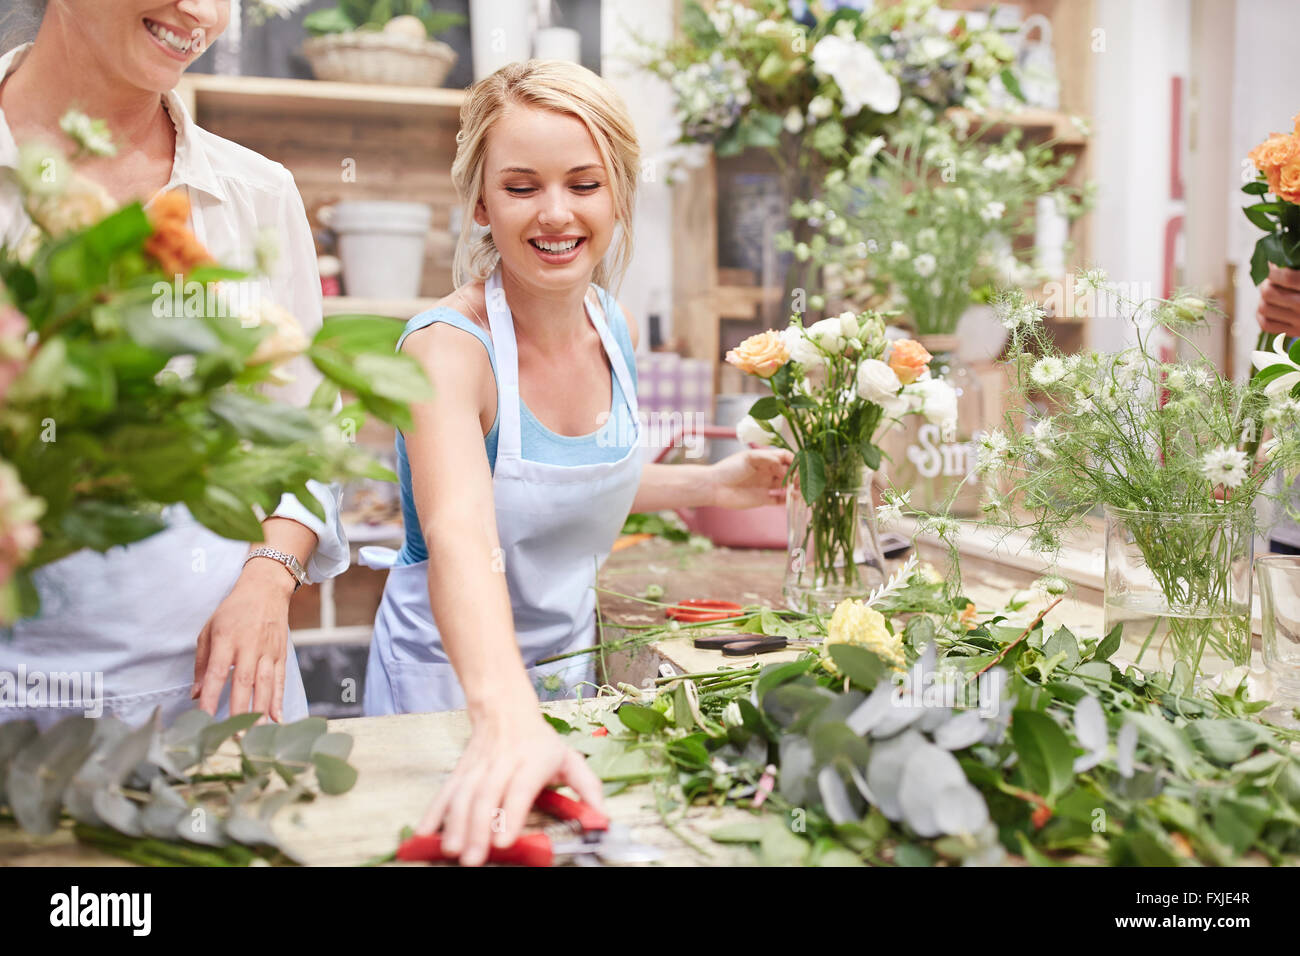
left=789, top=108, right=1088, bottom=336
left=897, top=277, right=1300, bottom=682
left=0, top=115, right=430, bottom=622
left=725, top=311, right=956, bottom=612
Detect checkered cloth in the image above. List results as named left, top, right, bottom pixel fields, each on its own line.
left=636, top=353, right=714, bottom=457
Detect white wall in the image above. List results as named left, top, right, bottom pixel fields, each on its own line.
left=1089, top=0, right=1191, bottom=354
left=601, top=0, right=677, bottom=350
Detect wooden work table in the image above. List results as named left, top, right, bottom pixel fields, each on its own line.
left=0, top=531, right=1263, bottom=867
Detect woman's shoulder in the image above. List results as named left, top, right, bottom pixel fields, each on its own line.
left=401, top=283, right=493, bottom=354
left=182, top=117, right=295, bottom=195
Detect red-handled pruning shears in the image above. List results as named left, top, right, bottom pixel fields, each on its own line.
left=664, top=598, right=746, bottom=623
left=395, top=789, right=662, bottom=867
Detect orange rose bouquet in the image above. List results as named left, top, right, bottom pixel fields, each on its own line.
left=1245, top=115, right=1300, bottom=285
left=726, top=311, right=953, bottom=610
left=0, top=113, right=431, bottom=622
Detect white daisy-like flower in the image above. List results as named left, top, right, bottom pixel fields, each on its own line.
left=1072, top=267, right=1109, bottom=297
left=1164, top=366, right=1188, bottom=391
left=889, top=240, right=910, bottom=261
left=979, top=201, right=1005, bottom=222
left=1031, top=419, right=1055, bottom=460
left=876, top=490, right=911, bottom=524
left=1030, top=356, right=1067, bottom=387
left=1073, top=393, right=1097, bottom=416
left=976, top=429, right=1010, bottom=474
left=913, top=253, right=937, bottom=278
left=916, top=227, right=938, bottom=248
left=1200, top=446, right=1250, bottom=489
left=996, top=299, right=1044, bottom=331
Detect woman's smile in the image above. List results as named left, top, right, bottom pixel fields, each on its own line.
left=142, top=16, right=198, bottom=61
left=528, top=234, right=587, bottom=264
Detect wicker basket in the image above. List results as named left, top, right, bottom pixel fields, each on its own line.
left=302, top=31, right=457, bottom=87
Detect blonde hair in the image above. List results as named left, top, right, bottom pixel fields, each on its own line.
left=451, top=59, right=640, bottom=296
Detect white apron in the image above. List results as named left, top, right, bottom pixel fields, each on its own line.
left=0, top=506, right=309, bottom=730
left=362, top=267, right=643, bottom=714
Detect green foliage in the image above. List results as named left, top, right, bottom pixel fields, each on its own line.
left=304, top=0, right=465, bottom=37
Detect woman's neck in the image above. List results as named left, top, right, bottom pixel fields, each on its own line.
left=499, top=269, right=593, bottom=351
left=1, top=25, right=168, bottom=155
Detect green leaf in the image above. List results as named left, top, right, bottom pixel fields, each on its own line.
left=1126, top=712, right=1203, bottom=777
left=616, top=703, right=667, bottom=735
left=542, top=713, right=573, bottom=734
left=1010, top=709, right=1074, bottom=800
left=672, top=683, right=696, bottom=732
left=798, top=448, right=826, bottom=505
left=59, top=501, right=167, bottom=553
left=756, top=659, right=816, bottom=703
left=208, top=391, right=320, bottom=446
left=1243, top=202, right=1280, bottom=231
left=1242, top=180, right=1269, bottom=195
left=198, top=713, right=261, bottom=760
left=1092, top=623, right=1122, bottom=662
left=1185, top=719, right=1270, bottom=766
left=860, top=441, right=882, bottom=471
left=185, top=484, right=265, bottom=542
left=758, top=817, right=809, bottom=866
left=1042, top=628, right=1080, bottom=669
left=748, top=396, right=781, bottom=420
left=312, top=753, right=359, bottom=795
left=828, top=644, right=887, bottom=689
left=999, top=67, right=1026, bottom=103
left=893, top=843, right=937, bottom=867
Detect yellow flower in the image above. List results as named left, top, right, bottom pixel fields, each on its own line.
left=725, top=330, right=789, bottom=378
left=822, top=598, right=905, bottom=674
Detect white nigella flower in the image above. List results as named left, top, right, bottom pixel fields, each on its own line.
left=913, top=253, right=937, bottom=278
left=1073, top=393, right=1097, bottom=416
left=979, top=201, right=1005, bottom=222
left=810, top=34, right=902, bottom=117
left=1164, top=366, right=1189, bottom=391
left=877, top=490, right=910, bottom=524
left=1201, top=446, right=1250, bottom=489
left=1034, top=574, right=1069, bottom=596
left=1030, top=356, right=1067, bottom=387
left=981, top=151, right=1025, bottom=173
left=889, top=240, right=910, bottom=261
left=1031, top=419, right=1055, bottom=459
left=1073, top=267, right=1109, bottom=297
left=976, top=429, right=1010, bottom=474
left=916, top=227, right=938, bottom=248
left=996, top=299, right=1044, bottom=331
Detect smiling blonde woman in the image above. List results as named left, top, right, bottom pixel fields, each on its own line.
left=366, top=59, right=794, bottom=865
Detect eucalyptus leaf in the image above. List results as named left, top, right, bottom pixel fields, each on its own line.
left=0, top=720, right=38, bottom=804
left=933, top=709, right=988, bottom=751
left=311, top=753, right=359, bottom=795
left=828, top=644, right=887, bottom=689
left=708, top=821, right=764, bottom=844
left=198, top=712, right=260, bottom=760
left=897, top=742, right=968, bottom=837
left=866, top=729, right=925, bottom=821
left=1186, top=719, right=1271, bottom=766
left=6, top=716, right=97, bottom=835
left=816, top=766, right=859, bottom=825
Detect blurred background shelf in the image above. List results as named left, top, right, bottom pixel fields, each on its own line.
left=322, top=296, right=441, bottom=319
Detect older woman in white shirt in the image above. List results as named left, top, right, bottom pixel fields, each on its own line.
left=0, top=0, right=346, bottom=727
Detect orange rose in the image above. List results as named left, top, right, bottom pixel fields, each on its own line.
left=1248, top=132, right=1299, bottom=172
left=725, top=330, right=789, bottom=378
left=958, top=601, right=977, bottom=631
left=1278, top=160, right=1300, bottom=204
left=144, top=189, right=213, bottom=276
left=888, top=338, right=932, bottom=385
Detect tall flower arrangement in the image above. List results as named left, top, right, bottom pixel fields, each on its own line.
left=636, top=0, right=1023, bottom=311
left=904, top=280, right=1300, bottom=678
left=0, top=117, right=431, bottom=622
left=791, top=110, right=1088, bottom=333
left=726, top=311, right=955, bottom=606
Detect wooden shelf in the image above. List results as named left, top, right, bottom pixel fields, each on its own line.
left=323, top=296, right=441, bottom=319
left=947, top=106, right=1087, bottom=146
left=714, top=284, right=784, bottom=321
left=176, top=73, right=464, bottom=121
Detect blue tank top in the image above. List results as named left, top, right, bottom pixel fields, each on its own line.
left=393, top=286, right=639, bottom=566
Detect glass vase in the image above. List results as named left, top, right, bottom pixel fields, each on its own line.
left=882, top=336, right=984, bottom=517
left=783, top=464, right=887, bottom=614
left=1103, top=505, right=1254, bottom=681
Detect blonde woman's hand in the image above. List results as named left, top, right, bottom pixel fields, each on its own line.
left=1257, top=263, right=1300, bottom=336
left=416, top=703, right=605, bottom=866
left=708, top=447, right=795, bottom=509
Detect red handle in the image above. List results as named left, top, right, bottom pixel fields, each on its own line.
left=534, top=788, right=609, bottom=832
left=396, top=832, right=554, bottom=867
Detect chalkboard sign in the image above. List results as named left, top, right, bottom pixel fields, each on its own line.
left=188, top=0, right=602, bottom=86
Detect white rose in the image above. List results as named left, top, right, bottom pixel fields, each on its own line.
left=810, top=34, right=901, bottom=117
left=906, top=378, right=958, bottom=428
left=735, top=414, right=774, bottom=447
left=856, top=358, right=902, bottom=403
left=837, top=311, right=859, bottom=340
left=806, top=317, right=845, bottom=354
left=242, top=301, right=310, bottom=384
left=781, top=326, right=826, bottom=370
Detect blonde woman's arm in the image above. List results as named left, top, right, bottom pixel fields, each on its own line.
left=401, top=320, right=605, bottom=867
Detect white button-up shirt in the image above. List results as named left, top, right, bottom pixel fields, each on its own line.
left=0, top=43, right=347, bottom=582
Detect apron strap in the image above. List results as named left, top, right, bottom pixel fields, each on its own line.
left=485, top=266, right=640, bottom=462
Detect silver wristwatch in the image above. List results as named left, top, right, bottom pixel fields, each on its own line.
left=245, top=547, right=308, bottom=592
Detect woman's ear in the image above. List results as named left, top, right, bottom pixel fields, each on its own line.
left=473, top=198, right=489, bottom=228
